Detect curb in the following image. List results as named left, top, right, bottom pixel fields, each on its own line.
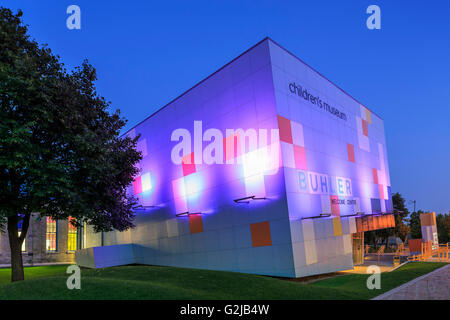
left=388, top=260, right=409, bottom=272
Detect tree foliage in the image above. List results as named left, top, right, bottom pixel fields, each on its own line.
left=0, top=7, right=142, bottom=280
left=408, top=210, right=422, bottom=239
left=391, top=192, right=410, bottom=241
left=436, top=213, right=450, bottom=244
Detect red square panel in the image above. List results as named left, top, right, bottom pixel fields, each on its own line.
left=379, top=184, right=384, bottom=199
left=277, top=115, right=293, bottom=144
left=182, top=153, right=196, bottom=176
left=223, top=133, right=242, bottom=161
left=250, top=221, right=272, bottom=247
left=362, top=119, right=369, bottom=137
left=372, top=168, right=379, bottom=184
left=133, top=176, right=142, bottom=194
left=188, top=214, right=203, bottom=234
left=330, top=195, right=340, bottom=216
left=293, top=145, right=307, bottom=170
left=347, top=143, right=355, bottom=163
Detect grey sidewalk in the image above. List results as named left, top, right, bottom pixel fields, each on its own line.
left=373, top=263, right=450, bottom=300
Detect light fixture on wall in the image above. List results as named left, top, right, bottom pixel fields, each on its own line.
left=340, top=213, right=360, bottom=217
left=301, top=213, right=331, bottom=220
left=175, top=211, right=202, bottom=217
left=233, top=195, right=268, bottom=204
left=132, top=205, right=158, bottom=211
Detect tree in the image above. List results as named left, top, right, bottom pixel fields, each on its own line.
left=0, top=8, right=142, bottom=281
left=436, top=213, right=449, bottom=244
left=391, top=193, right=410, bottom=241
left=408, top=210, right=423, bottom=239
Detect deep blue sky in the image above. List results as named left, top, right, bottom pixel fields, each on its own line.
left=2, top=1, right=449, bottom=213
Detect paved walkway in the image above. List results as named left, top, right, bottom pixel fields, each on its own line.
left=373, top=263, right=450, bottom=300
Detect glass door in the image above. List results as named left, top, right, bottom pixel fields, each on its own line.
left=352, top=232, right=364, bottom=265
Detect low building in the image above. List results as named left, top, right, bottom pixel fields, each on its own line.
left=0, top=214, right=80, bottom=265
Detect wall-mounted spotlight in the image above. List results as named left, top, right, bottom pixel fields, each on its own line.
left=133, top=205, right=158, bottom=212
left=301, top=213, right=331, bottom=220
left=175, top=211, right=202, bottom=217
left=233, top=195, right=268, bottom=204
left=340, top=213, right=360, bottom=217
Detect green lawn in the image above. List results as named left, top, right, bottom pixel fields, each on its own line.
left=311, top=262, right=446, bottom=300
left=0, top=265, right=69, bottom=285
left=0, top=262, right=446, bottom=300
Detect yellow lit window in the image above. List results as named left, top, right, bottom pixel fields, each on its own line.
left=18, top=231, right=26, bottom=252
left=46, top=217, right=57, bottom=251
left=67, top=217, right=77, bottom=251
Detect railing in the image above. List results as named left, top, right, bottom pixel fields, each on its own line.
left=376, top=245, right=385, bottom=263
left=407, top=243, right=449, bottom=262
left=394, top=243, right=409, bottom=256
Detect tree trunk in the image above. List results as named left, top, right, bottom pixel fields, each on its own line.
left=7, top=214, right=30, bottom=282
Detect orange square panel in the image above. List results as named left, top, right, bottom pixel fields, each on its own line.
left=420, top=212, right=436, bottom=226
left=277, top=115, right=293, bottom=144
left=250, top=221, right=272, bottom=247
left=365, top=108, right=372, bottom=124
left=188, top=214, right=203, bottom=234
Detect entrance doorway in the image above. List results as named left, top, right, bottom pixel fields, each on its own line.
left=352, top=232, right=364, bottom=265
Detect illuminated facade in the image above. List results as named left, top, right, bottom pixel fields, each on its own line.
left=77, top=38, right=394, bottom=277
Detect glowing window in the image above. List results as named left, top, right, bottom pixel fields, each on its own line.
left=67, top=217, right=77, bottom=251
left=82, top=221, right=87, bottom=249
left=17, top=218, right=26, bottom=252
left=141, top=172, right=152, bottom=192
left=243, top=149, right=266, bottom=179
left=17, top=231, right=26, bottom=252
left=46, top=217, right=57, bottom=252
left=133, top=172, right=152, bottom=194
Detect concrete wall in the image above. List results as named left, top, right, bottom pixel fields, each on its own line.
left=268, top=40, right=392, bottom=276
left=85, top=39, right=296, bottom=277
